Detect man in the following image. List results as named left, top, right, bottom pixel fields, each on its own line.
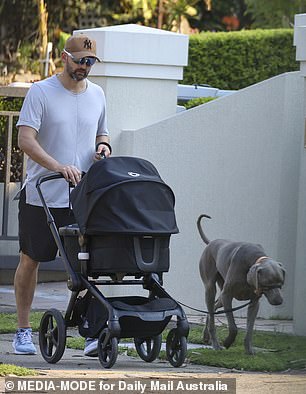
left=13, top=34, right=111, bottom=356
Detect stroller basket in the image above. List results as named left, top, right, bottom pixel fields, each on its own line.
left=75, top=295, right=176, bottom=339
left=59, top=224, right=170, bottom=276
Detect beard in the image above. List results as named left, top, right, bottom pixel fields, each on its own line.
left=67, top=63, right=89, bottom=81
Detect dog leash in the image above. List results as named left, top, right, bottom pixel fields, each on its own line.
left=177, top=300, right=253, bottom=315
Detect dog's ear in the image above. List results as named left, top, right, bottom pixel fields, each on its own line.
left=246, top=265, right=257, bottom=288
left=278, top=262, right=286, bottom=281
left=247, top=264, right=264, bottom=291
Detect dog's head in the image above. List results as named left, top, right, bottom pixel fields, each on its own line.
left=247, top=258, right=285, bottom=305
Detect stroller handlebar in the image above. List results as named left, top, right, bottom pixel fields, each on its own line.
left=35, top=171, right=82, bottom=290
left=36, top=172, right=64, bottom=188
left=36, top=172, right=66, bottom=210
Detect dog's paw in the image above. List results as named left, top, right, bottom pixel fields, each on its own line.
left=244, top=338, right=256, bottom=355
left=223, top=338, right=234, bottom=349
left=202, top=335, right=211, bottom=345
left=245, top=348, right=256, bottom=355
left=223, top=332, right=238, bottom=349
left=212, top=344, right=224, bottom=351
left=211, top=340, right=223, bottom=350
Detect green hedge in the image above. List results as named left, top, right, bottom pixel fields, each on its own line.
left=182, top=29, right=299, bottom=90
left=183, top=96, right=216, bottom=109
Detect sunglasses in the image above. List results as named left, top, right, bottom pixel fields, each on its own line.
left=63, top=49, right=96, bottom=67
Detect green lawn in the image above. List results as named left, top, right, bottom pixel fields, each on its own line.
left=0, top=364, right=37, bottom=377
left=186, top=325, right=306, bottom=372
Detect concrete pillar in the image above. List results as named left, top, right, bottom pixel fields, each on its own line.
left=293, top=14, right=306, bottom=335
left=74, top=24, right=189, bottom=154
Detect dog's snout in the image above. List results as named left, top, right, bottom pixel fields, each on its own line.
left=268, top=295, right=283, bottom=305
left=264, top=288, right=283, bottom=305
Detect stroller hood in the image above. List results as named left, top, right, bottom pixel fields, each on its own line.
left=70, top=156, right=179, bottom=235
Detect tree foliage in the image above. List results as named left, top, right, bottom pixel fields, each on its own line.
left=0, top=0, right=304, bottom=73
left=244, top=0, right=306, bottom=28
left=0, top=1, right=121, bottom=48
left=0, top=0, right=122, bottom=69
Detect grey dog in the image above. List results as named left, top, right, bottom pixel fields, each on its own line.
left=197, top=214, right=285, bottom=354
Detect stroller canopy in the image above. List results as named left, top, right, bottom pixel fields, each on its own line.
left=70, top=156, right=179, bottom=235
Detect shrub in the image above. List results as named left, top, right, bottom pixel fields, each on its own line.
left=184, top=96, right=216, bottom=109
left=183, top=29, right=298, bottom=90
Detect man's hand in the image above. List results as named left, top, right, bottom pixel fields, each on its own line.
left=56, top=164, right=82, bottom=186
left=94, top=140, right=112, bottom=161
left=94, top=146, right=110, bottom=161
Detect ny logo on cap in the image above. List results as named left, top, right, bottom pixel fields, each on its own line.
left=83, top=39, right=92, bottom=49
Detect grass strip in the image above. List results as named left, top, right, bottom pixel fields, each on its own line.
left=0, top=364, right=37, bottom=377
left=1, top=312, right=305, bottom=373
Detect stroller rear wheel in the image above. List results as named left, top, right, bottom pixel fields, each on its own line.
left=98, top=328, right=118, bottom=368
left=134, top=334, right=162, bottom=362
left=166, top=328, right=187, bottom=367
left=39, top=308, right=66, bottom=363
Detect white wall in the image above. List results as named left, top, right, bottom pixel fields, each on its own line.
left=89, top=76, right=178, bottom=153
left=120, top=71, right=304, bottom=320
left=77, top=24, right=189, bottom=154
left=294, top=79, right=306, bottom=335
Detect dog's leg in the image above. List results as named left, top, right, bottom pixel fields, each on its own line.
left=205, top=283, right=222, bottom=350
left=244, top=299, right=259, bottom=355
left=203, top=314, right=210, bottom=344
left=221, top=292, right=238, bottom=349
left=204, top=295, right=223, bottom=345
left=200, top=247, right=222, bottom=350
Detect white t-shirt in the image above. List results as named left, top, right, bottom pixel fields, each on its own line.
left=17, top=75, right=109, bottom=207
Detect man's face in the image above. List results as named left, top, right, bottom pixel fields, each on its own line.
left=66, top=58, right=90, bottom=81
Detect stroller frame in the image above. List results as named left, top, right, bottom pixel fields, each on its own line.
left=36, top=173, right=189, bottom=368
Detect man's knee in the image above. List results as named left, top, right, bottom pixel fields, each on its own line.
left=19, top=252, right=40, bottom=271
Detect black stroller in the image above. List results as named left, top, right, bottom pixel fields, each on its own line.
left=36, top=156, right=189, bottom=369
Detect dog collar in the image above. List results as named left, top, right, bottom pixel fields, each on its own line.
left=254, top=256, right=269, bottom=265
left=253, top=256, right=269, bottom=296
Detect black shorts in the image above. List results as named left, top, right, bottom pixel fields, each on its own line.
left=18, top=188, right=75, bottom=262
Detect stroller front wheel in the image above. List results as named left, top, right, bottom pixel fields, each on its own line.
left=166, top=328, right=187, bottom=367
left=39, top=308, right=66, bottom=363
left=97, top=328, right=118, bottom=368
left=134, top=334, right=162, bottom=362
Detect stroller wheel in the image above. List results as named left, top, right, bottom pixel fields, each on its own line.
left=134, top=334, right=162, bottom=362
left=39, top=308, right=66, bottom=363
left=97, top=328, right=118, bottom=369
left=166, top=328, right=187, bottom=367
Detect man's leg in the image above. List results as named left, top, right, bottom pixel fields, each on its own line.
left=12, top=252, right=39, bottom=354
left=14, top=252, right=39, bottom=327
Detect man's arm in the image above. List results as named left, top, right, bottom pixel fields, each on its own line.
left=18, top=125, right=82, bottom=185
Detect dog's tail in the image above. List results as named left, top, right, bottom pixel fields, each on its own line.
left=197, top=214, right=211, bottom=245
